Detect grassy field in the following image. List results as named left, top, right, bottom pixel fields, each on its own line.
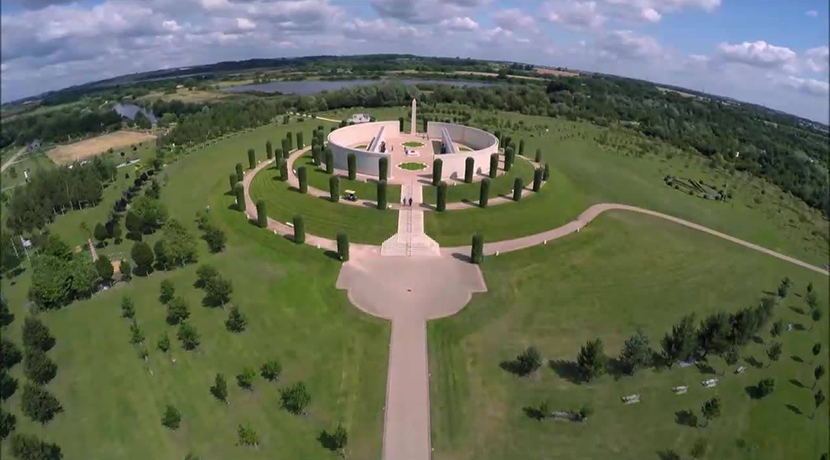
left=296, top=155, right=402, bottom=205
left=428, top=211, right=829, bottom=460
left=1, top=118, right=391, bottom=459
left=249, top=163, right=398, bottom=245
left=422, top=156, right=535, bottom=205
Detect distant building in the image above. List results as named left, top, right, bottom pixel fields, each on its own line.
left=350, top=113, right=371, bottom=124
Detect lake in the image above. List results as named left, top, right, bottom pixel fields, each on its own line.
left=221, top=79, right=497, bottom=95
left=113, top=103, right=157, bottom=123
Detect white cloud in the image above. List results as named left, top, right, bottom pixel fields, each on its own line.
left=370, top=0, right=487, bottom=23
left=603, top=0, right=720, bottom=13
left=774, top=75, right=829, bottom=97
left=599, top=30, right=663, bottom=59
left=342, top=18, right=428, bottom=41
left=162, top=20, right=182, bottom=32
left=439, top=16, right=480, bottom=30
left=493, top=8, right=536, bottom=31
left=640, top=7, right=661, bottom=22
left=806, top=10, right=818, bottom=18
left=805, top=46, right=829, bottom=73
left=717, top=40, right=797, bottom=71
left=543, top=1, right=606, bottom=29
left=236, top=17, right=256, bottom=30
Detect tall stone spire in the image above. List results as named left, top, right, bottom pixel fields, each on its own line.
left=410, top=98, right=417, bottom=135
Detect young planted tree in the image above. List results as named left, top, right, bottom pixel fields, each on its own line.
left=266, top=140, right=273, bottom=159
left=236, top=367, right=256, bottom=389
left=347, top=153, right=356, bottom=180
left=504, top=146, right=514, bottom=172
left=166, top=296, right=190, bottom=325
left=229, top=173, right=239, bottom=192
left=256, top=200, right=267, bottom=228
left=211, top=373, right=228, bottom=403
left=286, top=132, right=294, bottom=151
left=479, top=178, right=490, bottom=208
left=22, top=317, right=55, bottom=352
left=0, top=371, right=18, bottom=401
left=464, top=157, right=474, bottom=183
left=120, top=260, right=132, bottom=281
left=814, top=365, right=825, bottom=389
left=161, top=404, right=181, bottom=430
left=661, top=314, right=697, bottom=368
left=296, top=131, right=304, bottom=150
left=379, top=156, right=389, bottom=182
left=813, top=389, right=826, bottom=419
left=159, top=280, right=175, bottom=304
left=94, top=223, right=109, bottom=245
left=471, top=233, right=484, bottom=264
left=534, top=148, right=542, bottom=163
left=329, top=175, right=340, bottom=203
left=770, top=319, right=784, bottom=337
left=95, top=255, right=114, bottom=285
left=235, top=163, right=244, bottom=181
left=766, top=342, right=782, bottom=367
left=261, top=360, right=282, bottom=381
left=577, top=338, right=607, bottom=382
left=619, top=329, right=651, bottom=375
left=398, top=117, right=405, bottom=132
left=325, top=150, right=334, bottom=174
left=337, top=232, right=349, bottom=262
left=21, top=383, right=63, bottom=424
left=282, top=138, right=289, bottom=156
left=700, top=397, right=721, bottom=427
left=238, top=424, right=260, bottom=447
left=0, top=407, right=15, bottom=440
left=755, top=378, right=775, bottom=398
left=293, top=215, right=305, bottom=244
left=377, top=180, right=387, bottom=210
left=279, top=160, right=289, bottom=182
left=129, top=321, right=145, bottom=345
left=519, top=139, right=525, bottom=156
left=0, top=338, right=22, bottom=370
left=275, top=147, right=284, bottom=161
left=489, top=153, right=499, bottom=179
left=234, top=183, right=246, bottom=212
left=23, top=349, right=57, bottom=384
left=432, top=158, right=443, bottom=186
left=157, top=332, right=170, bottom=353
left=437, top=181, right=447, bottom=212
left=177, top=322, right=200, bottom=350
left=225, top=306, right=247, bottom=333
left=280, top=381, right=311, bottom=415
left=543, top=162, right=551, bottom=181
left=121, top=296, right=136, bottom=319
left=513, top=177, right=523, bottom=201
left=10, top=433, right=62, bottom=459
left=812, top=343, right=822, bottom=363
left=811, top=308, right=823, bottom=330
left=533, top=168, right=544, bottom=192
left=515, top=346, right=542, bottom=376
left=247, top=149, right=256, bottom=170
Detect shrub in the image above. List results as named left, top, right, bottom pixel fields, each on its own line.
left=543, top=162, right=550, bottom=181
left=464, top=157, right=474, bottom=183
left=247, top=149, right=256, bottom=170
left=337, top=232, right=350, bottom=262
left=10, top=433, right=62, bottom=460
left=211, top=373, right=228, bottom=403
left=489, top=154, right=498, bottom=178
left=177, top=322, right=200, bottom=350
left=513, top=177, right=523, bottom=201
left=23, top=349, right=56, bottom=385
left=235, top=163, right=243, bottom=181
left=325, top=150, right=334, bottom=174
left=166, top=296, right=190, bottom=325
left=121, top=296, right=135, bottom=319
left=479, top=178, right=491, bottom=208
left=347, top=153, right=356, bottom=180
left=256, top=200, right=267, bottom=228
left=280, top=381, right=311, bottom=414
left=22, top=317, right=55, bottom=352
left=237, top=367, right=256, bottom=389
left=261, top=360, right=282, bottom=381
left=0, top=371, right=18, bottom=401
left=234, top=183, right=246, bottom=212
left=577, top=338, right=607, bottom=382
left=279, top=160, right=288, bottom=182
left=516, top=346, right=542, bottom=376
left=0, top=338, right=22, bottom=370
left=21, top=383, right=63, bottom=424
left=161, top=405, right=181, bottom=430
left=329, top=176, right=340, bottom=203
left=0, top=407, right=15, bottom=440
left=159, top=280, right=175, bottom=304
left=437, top=181, right=447, bottom=212
left=471, top=233, right=484, bottom=264
left=535, top=148, right=542, bottom=163
left=379, top=156, right=389, bottom=182
left=293, top=215, right=305, bottom=244
left=265, top=140, right=273, bottom=159
left=377, top=180, right=387, bottom=210
left=225, top=306, right=247, bottom=333
left=533, top=168, right=543, bottom=192
left=432, top=158, right=443, bottom=186
left=298, top=166, right=308, bottom=193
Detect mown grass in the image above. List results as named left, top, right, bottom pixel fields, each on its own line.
left=422, top=156, right=536, bottom=205
left=0, top=118, right=390, bottom=459
left=297, top=155, right=402, bottom=205
left=429, top=211, right=829, bottom=460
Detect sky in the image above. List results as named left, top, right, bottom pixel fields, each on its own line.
left=1, top=0, right=828, bottom=123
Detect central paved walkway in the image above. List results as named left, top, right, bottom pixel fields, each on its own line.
left=381, top=181, right=440, bottom=256
left=336, top=249, right=487, bottom=460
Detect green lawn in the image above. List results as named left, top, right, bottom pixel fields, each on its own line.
left=422, top=156, right=535, bottom=205
left=428, top=211, right=829, bottom=460
left=1, top=119, right=390, bottom=459
left=424, top=164, right=587, bottom=246
left=399, top=162, right=427, bottom=171
left=297, top=155, right=402, bottom=205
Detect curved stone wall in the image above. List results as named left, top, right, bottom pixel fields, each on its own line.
left=426, top=122, right=499, bottom=180
left=327, top=121, right=399, bottom=178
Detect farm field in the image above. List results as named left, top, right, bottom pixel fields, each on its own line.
left=0, top=118, right=390, bottom=459
left=428, top=210, right=829, bottom=460
left=47, top=130, right=157, bottom=165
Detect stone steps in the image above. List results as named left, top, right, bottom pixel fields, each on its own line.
left=381, top=182, right=440, bottom=257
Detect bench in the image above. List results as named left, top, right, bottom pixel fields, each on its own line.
left=621, top=394, right=641, bottom=404
left=735, top=366, right=746, bottom=375
left=701, top=378, right=718, bottom=388
left=672, top=385, right=688, bottom=395
left=285, top=221, right=294, bottom=228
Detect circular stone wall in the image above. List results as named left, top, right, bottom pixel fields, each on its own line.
left=327, top=121, right=398, bottom=179
left=426, top=122, right=499, bottom=181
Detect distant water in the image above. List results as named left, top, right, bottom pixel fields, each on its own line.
left=113, top=103, right=157, bottom=123
left=222, top=79, right=497, bottom=95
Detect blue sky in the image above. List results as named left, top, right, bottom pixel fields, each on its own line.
left=2, top=0, right=828, bottom=122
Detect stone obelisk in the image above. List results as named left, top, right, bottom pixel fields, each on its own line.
left=410, top=98, right=417, bottom=135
